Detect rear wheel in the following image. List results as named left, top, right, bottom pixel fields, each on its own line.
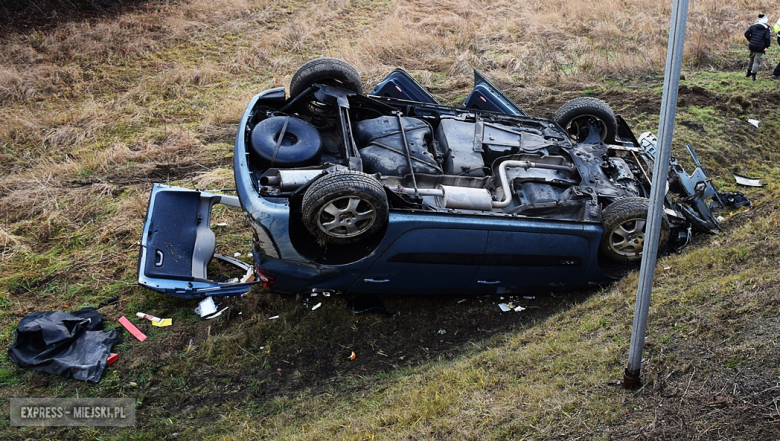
left=289, top=58, right=363, bottom=98
left=554, top=97, right=618, bottom=143
left=600, top=197, right=669, bottom=263
left=302, top=170, right=388, bottom=244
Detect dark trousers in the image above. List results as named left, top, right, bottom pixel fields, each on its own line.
left=749, top=51, right=764, bottom=74
left=774, top=61, right=780, bottom=77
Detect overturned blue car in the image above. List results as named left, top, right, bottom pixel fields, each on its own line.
left=138, top=58, right=744, bottom=298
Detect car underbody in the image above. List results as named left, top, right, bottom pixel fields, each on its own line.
left=138, top=58, right=747, bottom=298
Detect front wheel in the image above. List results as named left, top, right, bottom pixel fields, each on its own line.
left=600, top=197, right=669, bottom=263
left=302, top=170, right=388, bottom=244
left=554, top=97, right=618, bottom=143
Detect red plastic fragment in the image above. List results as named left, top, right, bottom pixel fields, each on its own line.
left=118, top=316, right=147, bottom=342
left=107, top=353, right=118, bottom=365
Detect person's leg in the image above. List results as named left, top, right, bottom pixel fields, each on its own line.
left=750, top=52, right=764, bottom=75
left=773, top=60, right=780, bottom=78
left=749, top=52, right=758, bottom=75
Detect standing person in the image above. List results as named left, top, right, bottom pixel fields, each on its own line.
left=773, top=16, right=780, bottom=79
left=745, top=14, right=772, bottom=81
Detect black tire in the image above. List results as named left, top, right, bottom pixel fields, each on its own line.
left=600, top=197, right=670, bottom=263
left=302, top=170, right=388, bottom=244
left=289, top=58, right=363, bottom=98
left=554, top=97, right=618, bottom=143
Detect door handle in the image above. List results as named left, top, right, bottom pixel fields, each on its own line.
left=363, top=278, right=390, bottom=284
left=477, top=280, right=501, bottom=285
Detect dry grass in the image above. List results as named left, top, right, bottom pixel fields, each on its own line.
left=1, top=0, right=779, bottom=439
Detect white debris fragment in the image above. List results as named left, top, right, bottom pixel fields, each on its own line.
left=733, top=174, right=763, bottom=187
left=457, top=299, right=468, bottom=304
left=717, top=216, right=725, bottom=222
left=247, top=252, right=253, bottom=257
left=323, top=292, right=331, bottom=297
left=498, top=303, right=511, bottom=312
left=311, top=302, right=322, bottom=311
left=436, top=329, right=446, bottom=335
left=233, top=252, right=242, bottom=257
left=195, top=296, right=218, bottom=317
left=747, top=119, right=760, bottom=128
left=523, top=296, right=535, bottom=300
left=514, top=305, right=526, bottom=312
left=268, top=315, right=279, bottom=320
left=206, top=306, right=229, bottom=319
left=215, top=222, right=228, bottom=227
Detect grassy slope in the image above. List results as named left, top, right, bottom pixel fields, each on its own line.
left=1, top=0, right=780, bottom=439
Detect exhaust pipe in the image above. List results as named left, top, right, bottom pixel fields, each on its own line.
left=391, top=185, right=493, bottom=211
left=390, top=160, right=576, bottom=210
left=260, top=170, right=325, bottom=190
left=493, top=160, right=575, bottom=208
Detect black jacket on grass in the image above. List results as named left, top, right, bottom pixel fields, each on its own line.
left=745, top=23, right=771, bottom=52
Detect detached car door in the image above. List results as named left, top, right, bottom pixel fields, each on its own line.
left=349, top=228, right=488, bottom=295
left=138, top=184, right=257, bottom=298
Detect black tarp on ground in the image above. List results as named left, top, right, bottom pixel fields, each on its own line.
left=8, top=307, right=122, bottom=383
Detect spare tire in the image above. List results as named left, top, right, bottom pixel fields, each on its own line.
left=289, top=58, right=363, bottom=98
left=600, top=197, right=669, bottom=263
left=554, top=97, right=618, bottom=143
left=249, top=116, right=322, bottom=168
left=302, top=170, right=388, bottom=244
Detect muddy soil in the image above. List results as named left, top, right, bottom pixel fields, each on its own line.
left=0, top=0, right=156, bottom=35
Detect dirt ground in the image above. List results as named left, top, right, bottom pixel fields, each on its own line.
left=0, top=0, right=154, bottom=35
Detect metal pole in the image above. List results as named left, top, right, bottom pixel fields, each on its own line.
left=623, top=0, right=689, bottom=389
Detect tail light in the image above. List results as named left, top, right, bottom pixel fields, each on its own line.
left=255, top=265, right=276, bottom=289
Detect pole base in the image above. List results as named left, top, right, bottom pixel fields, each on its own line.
left=622, top=368, right=642, bottom=390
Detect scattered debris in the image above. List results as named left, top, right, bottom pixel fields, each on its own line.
left=195, top=297, right=218, bottom=317
left=436, top=329, right=446, bottom=335
left=662, top=264, right=672, bottom=270
left=711, top=191, right=751, bottom=209
left=107, top=353, right=118, bottom=366
left=747, top=119, right=760, bottom=128
left=233, top=252, right=242, bottom=257
left=733, top=174, right=763, bottom=187
left=268, top=315, right=280, bottom=320
left=514, top=305, right=526, bottom=312
left=457, top=299, right=468, bottom=304
left=118, top=316, right=147, bottom=342
left=96, top=296, right=119, bottom=309
left=523, top=296, right=535, bottom=300
left=135, top=312, right=172, bottom=327
left=498, top=303, right=512, bottom=312
left=215, top=222, right=228, bottom=227
left=205, top=306, right=229, bottom=320
left=311, top=302, right=322, bottom=311
left=347, top=295, right=395, bottom=317
left=8, top=308, right=123, bottom=383
left=348, top=351, right=357, bottom=360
